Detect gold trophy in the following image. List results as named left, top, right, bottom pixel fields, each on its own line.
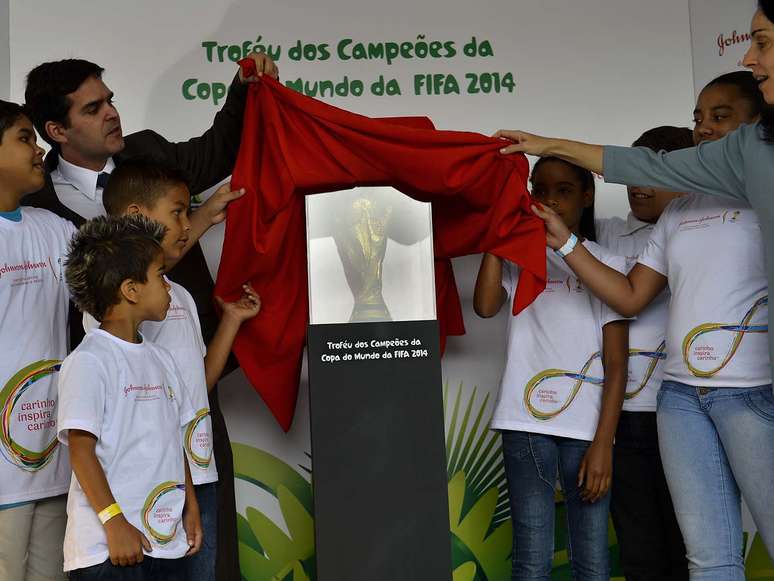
left=306, top=186, right=433, bottom=325
left=333, top=196, right=394, bottom=322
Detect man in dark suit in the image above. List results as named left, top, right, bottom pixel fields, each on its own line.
left=22, top=53, right=277, bottom=581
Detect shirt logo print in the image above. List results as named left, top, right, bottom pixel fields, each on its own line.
left=565, top=276, right=584, bottom=293
left=524, top=351, right=603, bottom=420
left=683, top=295, right=768, bottom=378
left=722, top=210, right=741, bottom=223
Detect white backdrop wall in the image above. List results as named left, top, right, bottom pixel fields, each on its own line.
left=690, top=0, right=758, bottom=97
left=0, top=0, right=8, bottom=99
left=8, top=1, right=700, bottom=579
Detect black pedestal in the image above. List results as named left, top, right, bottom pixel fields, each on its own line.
left=307, top=320, right=452, bottom=581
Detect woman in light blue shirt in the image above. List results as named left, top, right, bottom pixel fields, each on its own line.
left=495, top=3, right=774, bottom=579
left=498, top=2, right=774, bottom=372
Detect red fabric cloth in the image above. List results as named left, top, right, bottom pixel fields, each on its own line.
left=215, top=62, right=545, bottom=431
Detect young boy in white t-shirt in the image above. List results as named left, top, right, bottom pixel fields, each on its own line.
left=58, top=214, right=201, bottom=580
left=86, top=158, right=260, bottom=581
left=0, top=100, right=75, bottom=581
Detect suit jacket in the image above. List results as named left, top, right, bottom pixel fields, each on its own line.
left=22, top=76, right=248, bottom=349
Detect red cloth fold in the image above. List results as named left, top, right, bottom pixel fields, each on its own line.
left=215, top=61, right=545, bottom=431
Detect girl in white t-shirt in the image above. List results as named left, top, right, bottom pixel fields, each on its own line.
left=532, top=73, right=774, bottom=579
left=474, top=157, right=629, bottom=580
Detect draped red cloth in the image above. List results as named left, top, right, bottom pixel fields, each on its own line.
left=214, top=61, right=545, bottom=431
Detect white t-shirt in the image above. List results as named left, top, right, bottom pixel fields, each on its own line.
left=57, top=329, right=196, bottom=571
left=84, top=279, right=216, bottom=485
left=597, top=214, right=669, bottom=412
left=0, top=208, right=75, bottom=505
left=638, top=194, right=770, bottom=387
left=492, top=242, right=628, bottom=441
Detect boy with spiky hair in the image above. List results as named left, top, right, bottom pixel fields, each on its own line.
left=85, top=158, right=260, bottom=580
left=59, top=214, right=202, bottom=580
left=0, top=99, right=74, bottom=581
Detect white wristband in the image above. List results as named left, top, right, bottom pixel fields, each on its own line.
left=555, top=233, right=578, bottom=258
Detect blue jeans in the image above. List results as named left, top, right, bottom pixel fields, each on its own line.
left=185, top=482, right=217, bottom=581
left=501, top=430, right=610, bottom=581
left=657, top=381, right=774, bottom=580
left=68, top=557, right=184, bottom=580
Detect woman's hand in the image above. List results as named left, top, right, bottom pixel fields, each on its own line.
left=494, top=130, right=555, bottom=156
left=494, top=131, right=605, bottom=174
left=530, top=203, right=573, bottom=251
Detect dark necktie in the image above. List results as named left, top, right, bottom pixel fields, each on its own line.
left=96, top=172, right=111, bottom=190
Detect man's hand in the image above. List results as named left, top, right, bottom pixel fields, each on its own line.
left=199, top=183, right=245, bottom=227
left=104, top=515, right=152, bottom=567
left=239, top=51, right=279, bottom=81
left=216, top=284, right=261, bottom=325
left=494, top=130, right=555, bottom=157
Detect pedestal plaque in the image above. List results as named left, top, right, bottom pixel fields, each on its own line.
left=306, top=187, right=452, bottom=581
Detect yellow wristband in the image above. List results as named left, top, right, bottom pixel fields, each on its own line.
left=97, top=503, right=122, bottom=525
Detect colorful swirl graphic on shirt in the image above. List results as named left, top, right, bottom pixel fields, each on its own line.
left=142, top=481, right=186, bottom=545
left=682, top=296, right=768, bottom=378
left=524, top=351, right=603, bottom=420
left=184, top=408, right=212, bottom=470
left=625, top=341, right=666, bottom=400
left=0, top=359, right=61, bottom=471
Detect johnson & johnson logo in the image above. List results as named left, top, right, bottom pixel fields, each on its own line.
left=0, top=260, right=49, bottom=279
left=717, top=29, right=751, bottom=57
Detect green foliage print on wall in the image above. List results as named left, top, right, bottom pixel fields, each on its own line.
left=233, top=380, right=774, bottom=580
left=233, top=444, right=315, bottom=581
left=444, top=382, right=512, bottom=580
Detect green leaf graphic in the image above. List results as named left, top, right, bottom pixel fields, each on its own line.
left=453, top=562, right=477, bottom=581
left=746, top=533, right=774, bottom=579
left=233, top=379, right=639, bottom=580
left=234, top=445, right=315, bottom=580
left=445, top=382, right=512, bottom=580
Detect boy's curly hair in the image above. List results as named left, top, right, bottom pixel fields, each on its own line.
left=65, top=214, right=167, bottom=321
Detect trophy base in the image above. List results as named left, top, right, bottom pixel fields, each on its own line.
left=349, top=301, right=392, bottom=323
left=307, top=320, right=451, bottom=581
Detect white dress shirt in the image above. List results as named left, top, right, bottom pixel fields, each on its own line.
left=50, top=156, right=116, bottom=219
